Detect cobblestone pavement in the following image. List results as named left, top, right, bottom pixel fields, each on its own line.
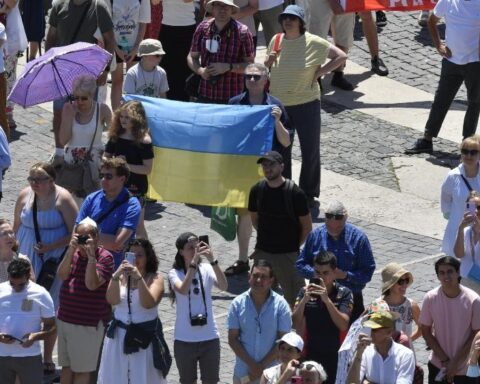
left=0, top=10, right=470, bottom=383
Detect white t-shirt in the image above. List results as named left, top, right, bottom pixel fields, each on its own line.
left=161, top=0, right=196, bottom=26
left=110, top=0, right=151, bottom=51
left=258, top=0, right=283, bottom=11
left=124, top=63, right=169, bottom=97
left=433, top=0, right=480, bottom=65
left=359, top=341, right=415, bottom=384
left=168, top=263, right=220, bottom=342
left=262, top=364, right=293, bottom=384
left=0, top=281, right=55, bottom=357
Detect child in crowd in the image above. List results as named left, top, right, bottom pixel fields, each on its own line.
left=123, top=38, right=169, bottom=99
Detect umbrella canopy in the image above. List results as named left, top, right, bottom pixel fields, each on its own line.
left=8, top=42, right=112, bottom=108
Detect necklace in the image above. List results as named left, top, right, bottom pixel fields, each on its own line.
left=76, top=101, right=95, bottom=124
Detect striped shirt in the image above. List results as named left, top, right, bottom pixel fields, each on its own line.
left=190, top=18, right=255, bottom=103
left=58, top=248, right=114, bottom=326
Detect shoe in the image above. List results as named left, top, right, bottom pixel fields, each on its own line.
left=405, top=138, right=433, bottom=154
left=331, top=72, right=354, bottom=91
left=418, top=10, right=429, bottom=27
left=376, top=11, right=387, bottom=27
left=224, top=260, right=249, bottom=276
left=371, top=56, right=389, bottom=76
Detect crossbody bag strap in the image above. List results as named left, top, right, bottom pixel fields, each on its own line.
left=32, top=195, right=44, bottom=260
left=70, top=0, right=92, bottom=44
left=197, top=267, right=208, bottom=318
left=95, top=193, right=131, bottom=225
left=86, top=103, right=100, bottom=157
left=461, top=174, right=473, bottom=192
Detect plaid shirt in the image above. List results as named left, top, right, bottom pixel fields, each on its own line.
left=190, top=19, right=255, bottom=103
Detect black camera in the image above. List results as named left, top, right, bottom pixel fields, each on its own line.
left=77, top=235, right=89, bottom=245
left=190, top=314, right=207, bottom=326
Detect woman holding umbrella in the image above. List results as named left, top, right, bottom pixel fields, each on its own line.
left=58, top=74, right=112, bottom=199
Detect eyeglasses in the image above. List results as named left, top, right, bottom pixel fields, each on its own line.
left=325, top=213, right=345, bottom=220
left=397, top=277, right=410, bottom=286
left=99, top=172, right=114, bottom=180
left=461, top=148, right=479, bottom=156
left=192, top=278, right=200, bottom=295
left=244, top=74, right=262, bottom=82
left=73, top=95, right=89, bottom=101
left=27, top=176, right=50, bottom=184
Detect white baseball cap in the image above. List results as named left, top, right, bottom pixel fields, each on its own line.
left=276, top=331, right=304, bottom=351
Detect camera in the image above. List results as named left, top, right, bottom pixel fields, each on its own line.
left=77, top=235, right=89, bottom=245
left=190, top=314, right=207, bottom=326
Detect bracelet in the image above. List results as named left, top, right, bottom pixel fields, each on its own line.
left=210, top=259, right=218, bottom=266
left=189, top=263, right=197, bottom=269
left=55, top=147, right=65, bottom=156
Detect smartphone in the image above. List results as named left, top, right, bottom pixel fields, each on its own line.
left=5, top=334, right=23, bottom=344
left=77, top=235, right=89, bottom=245
left=310, top=277, right=321, bottom=285
left=467, top=201, right=477, bottom=216
left=291, top=377, right=303, bottom=384
left=125, top=251, right=136, bottom=265
left=198, top=235, right=209, bottom=245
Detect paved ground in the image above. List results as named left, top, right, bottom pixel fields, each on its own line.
left=1, top=9, right=474, bottom=384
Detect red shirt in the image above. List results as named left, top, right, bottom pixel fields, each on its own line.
left=190, top=18, right=255, bottom=103
left=58, top=247, right=114, bottom=326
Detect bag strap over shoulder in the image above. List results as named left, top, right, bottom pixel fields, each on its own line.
left=70, top=0, right=92, bottom=44
left=94, top=192, right=131, bottom=225
left=32, top=195, right=44, bottom=260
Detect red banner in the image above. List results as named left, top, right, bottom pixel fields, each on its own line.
left=340, top=0, right=436, bottom=12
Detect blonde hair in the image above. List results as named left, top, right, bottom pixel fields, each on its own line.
left=72, top=74, right=97, bottom=98
left=108, top=101, right=149, bottom=145
left=460, top=136, right=480, bottom=150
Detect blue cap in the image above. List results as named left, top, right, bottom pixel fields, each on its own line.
left=278, top=5, right=306, bottom=24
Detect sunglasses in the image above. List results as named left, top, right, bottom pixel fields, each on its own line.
left=27, top=176, right=50, bottom=184
left=298, top=363, right=321, bottom=375
left=397, top=277, right=410, bottom=286
left=73, top=96, right=89, bottom=101
left=325, top=213, right=345, bottom=220
left=244, top=74, right=262, bottom=82
left=192, top=278, right=200, bottom=295
left=461, top=148, right=479, bottom=156
left=99, top=172, right=114, bottom=180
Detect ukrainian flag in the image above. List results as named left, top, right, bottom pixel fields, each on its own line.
left=124, top=95, right=274, bottom=208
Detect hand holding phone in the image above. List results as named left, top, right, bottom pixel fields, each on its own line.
left=198, top=235, right=209, bottom=245
left=125, top=251, right=135, bottom=265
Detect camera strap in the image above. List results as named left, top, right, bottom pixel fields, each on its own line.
left=188, top=267, right=208, bottom=320
left=127, top=276, right=133, bottom=323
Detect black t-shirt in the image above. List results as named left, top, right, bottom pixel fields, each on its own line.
left=105, top=138, right=154, bottom=195
left=248, top=180, right=309, bottom=253
left=296, top=283, right=353, bottom=379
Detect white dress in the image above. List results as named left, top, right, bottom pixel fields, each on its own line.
left=98, top=285, right=168, bottom=384
left=441, top=163, right=480, bottom=256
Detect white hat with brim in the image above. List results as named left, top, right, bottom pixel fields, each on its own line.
left=206, top=0, right=239, bottom=14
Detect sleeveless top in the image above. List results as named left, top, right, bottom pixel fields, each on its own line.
left=114, top=284, right=159, bottom=324
left=389, top=297, right=414, bottom=340
left=64, top=103, right=104, bottom=166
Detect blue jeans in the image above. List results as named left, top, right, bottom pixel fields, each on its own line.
left=425, top=59, right=480, bottom=139
left=285, top=99, right=321, bottom=198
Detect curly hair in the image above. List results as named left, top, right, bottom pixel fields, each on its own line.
left=126, top=238, right=159, bottom=275
left=108, top=101, right=149, bottom=145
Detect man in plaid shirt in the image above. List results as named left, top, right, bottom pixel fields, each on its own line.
left=187, top=0, right=255, bottom=104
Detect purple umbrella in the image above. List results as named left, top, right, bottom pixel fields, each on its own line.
left=8, top=42, right=112, bottom=108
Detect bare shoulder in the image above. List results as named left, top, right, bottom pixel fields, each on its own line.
left=141, top=134, right=152, bottom=145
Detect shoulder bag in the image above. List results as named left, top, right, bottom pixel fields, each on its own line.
left=33, top=195, right=66, bottom=290
left=56, top=105, right=100, bottom=197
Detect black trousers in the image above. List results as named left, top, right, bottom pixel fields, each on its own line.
left=425, top=59, right=480, bottom=140
left=159, top=24, right=197, bottom=102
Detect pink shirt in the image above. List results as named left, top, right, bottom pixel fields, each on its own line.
left=419, top=285, right=480, bottom=374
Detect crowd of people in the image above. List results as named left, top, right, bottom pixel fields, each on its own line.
left=0, top=0, right=478, bottom=382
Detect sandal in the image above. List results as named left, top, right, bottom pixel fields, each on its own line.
left=224, top=260, right=249, bottom=276
left=43, top=362, right=56, bottom=375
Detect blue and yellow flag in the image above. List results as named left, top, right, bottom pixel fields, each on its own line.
left=124, top=95, right=274, bottom=208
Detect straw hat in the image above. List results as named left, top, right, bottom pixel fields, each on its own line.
left=381, top=262, right=413, bottom=294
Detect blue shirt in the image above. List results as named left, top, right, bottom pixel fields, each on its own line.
left=76, top=188, right=141, bottom=267
left=227, top=289, right=292, bottom=378
left=296, top=223, right=375, bottom=293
